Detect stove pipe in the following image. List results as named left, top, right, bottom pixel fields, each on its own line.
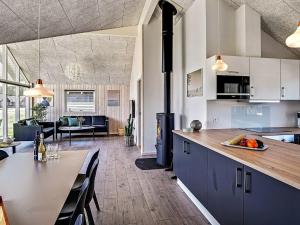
left=159, top=0, right=177, bottom=113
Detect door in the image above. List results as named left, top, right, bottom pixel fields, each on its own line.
left=280, top=59, right=300, bottom=100
left=188, top=142, right=208, bottom=207
left=243, top=166, right=300, bottom=225
left=250, top=57, right=281, bottom=100
left=207, top=150, right=244, bottom=225
left=137, top=79, right=142, bottom=147
left=173, top=134, right=189, bottom=185
left=222, top=55, right=250, bottom=76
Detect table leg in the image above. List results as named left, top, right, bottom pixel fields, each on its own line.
left=60, top=132, right=62, bottom=141
left=12, top=146, right=16, bottom=154
left=69, top=130, right=71, bottom=146
left=93, top=128, right=95, bottom=141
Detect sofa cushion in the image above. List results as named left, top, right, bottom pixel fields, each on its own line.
left=92, top=116, right=106, bottom=125
left=26, top=119, right=39, bottom=126
left=59, top=117, right=69, bottom=126
left=68, top=117, right=78, bottom=126
left=82, top=116, right=92, bottom=125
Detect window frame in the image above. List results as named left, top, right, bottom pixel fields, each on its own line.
left=64, top=90, right=96, bottom=113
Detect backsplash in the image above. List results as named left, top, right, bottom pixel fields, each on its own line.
left=207, top=100, right=300, bottom=129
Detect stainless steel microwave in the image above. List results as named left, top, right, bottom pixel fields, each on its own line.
left=217, top=75, right=250, bottom=99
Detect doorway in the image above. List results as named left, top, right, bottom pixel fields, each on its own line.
left=137, top=79, right=142, bottom=148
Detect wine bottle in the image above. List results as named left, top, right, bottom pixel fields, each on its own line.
left=33, top=131, right=40, bottom=160
left=38, top=133, right=47, bottom=162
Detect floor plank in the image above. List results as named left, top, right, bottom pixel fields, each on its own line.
left=18, top=135, right=211, bottom=225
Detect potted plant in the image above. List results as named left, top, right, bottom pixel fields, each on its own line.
left=124, top=114, right=134, bottom=147
left=32, top=103, right=48, bottom=121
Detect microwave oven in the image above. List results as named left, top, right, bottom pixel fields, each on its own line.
left=217, top=75, right=250, bottom=99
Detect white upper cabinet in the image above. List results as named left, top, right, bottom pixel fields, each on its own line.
left=280, top=59, right=300, bottom=100
left=250, top=57, right=281, bottom=101
left=221, top=56, right=250, bottom=76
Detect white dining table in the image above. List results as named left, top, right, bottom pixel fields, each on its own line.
left=0, top=151, right=88, bottom=225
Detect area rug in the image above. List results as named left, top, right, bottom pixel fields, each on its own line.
left=135, top=158, right=167, bottom=170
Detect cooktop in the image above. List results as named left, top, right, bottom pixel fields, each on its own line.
left=243, top=127, right=292, bottom=133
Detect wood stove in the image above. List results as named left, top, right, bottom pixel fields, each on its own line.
left=155, top=0, right=177, bottom=167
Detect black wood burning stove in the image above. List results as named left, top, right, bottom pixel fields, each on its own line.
left=155, top=0, right=177, bottom=167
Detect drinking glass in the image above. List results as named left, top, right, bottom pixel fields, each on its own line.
left=53, top=144, right=60, bottom=159
left=47, top=144, right=54, bottom=159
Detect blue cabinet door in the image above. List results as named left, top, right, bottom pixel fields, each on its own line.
left=188, top=142, right=208, bottom=207
left=173, top=135, right=189, bottom=185
left=173, top=134, right=208, bottom=207
left=207, top=150, right=244, bottom=225
left=243, top=166, right=300, bottom=225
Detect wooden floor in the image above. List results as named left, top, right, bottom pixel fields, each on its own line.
left=17, top=135, right=210, bottom=225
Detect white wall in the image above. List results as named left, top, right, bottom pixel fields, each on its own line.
left=182, top=0, right=207, bottom=128
left=261, top=31, right=298, bottom=59
left=142, top=16, right=164, bottom=154
left=206, top=0, right=236, bottom=58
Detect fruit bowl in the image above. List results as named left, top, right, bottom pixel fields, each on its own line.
left=221, top=135, right=269, bottom=151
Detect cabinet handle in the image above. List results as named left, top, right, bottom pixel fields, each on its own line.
left=250, top=86, right=255, bottom=97
left=244, top=172, right=252, bottom=193
left=236, top=168, right=243, bottom=188
left=281, top=87, right=285, bottom=98
left=183, top=141, right=190, bottom=154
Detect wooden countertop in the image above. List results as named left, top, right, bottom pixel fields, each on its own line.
left=173, top=129, right=300, bottom=190
left=0, top=151, right=88, bottom=225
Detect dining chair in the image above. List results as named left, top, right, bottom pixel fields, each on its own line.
left=55, top=178, right=89, bottom=225
left=74, top=214, right=83, bottom=225
left=72, top=149, right=100, bottom=211
left=84, top=158, right=100, bottom=225
left=0, top=150, right=8, bottom=161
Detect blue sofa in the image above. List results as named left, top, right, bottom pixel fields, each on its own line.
left=58, top=115, right=109, bottom=135
left=13, top=119, right=55, bottom=141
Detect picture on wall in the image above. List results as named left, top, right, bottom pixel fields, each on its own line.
left=187, top=68, right=203, bottom=97
left=107, top=90, right=120, bottom=107
left=36, top=97, right=54, bottom=107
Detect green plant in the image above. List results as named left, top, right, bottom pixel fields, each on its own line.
left=125, top=114, right=134, bottom=136
left=32, top=103, right=48, bottom=121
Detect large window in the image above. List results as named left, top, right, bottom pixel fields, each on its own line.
left=0, top=45, right=31, bottom=138
left=65, top=90, right=95, bottom=113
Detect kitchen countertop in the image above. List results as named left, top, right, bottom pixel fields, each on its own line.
left=173, top=129, right=300, bottom=190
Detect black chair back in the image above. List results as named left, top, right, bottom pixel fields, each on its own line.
left=70, top=178, right=89, bottom=225
left=85, top=149, right=100, bottom=176
left=85, top=159, right=99, bottom=206
left=0, top=150, right=8, bottom=161
left=74, top=214, right=83, bottom=225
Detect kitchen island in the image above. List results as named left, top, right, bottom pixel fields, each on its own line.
left=173, top=129, right=300, bottom=225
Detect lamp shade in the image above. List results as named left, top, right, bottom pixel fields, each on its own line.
left=24, top=79, right=54, bottom=97
left=286, top=22, right=300, bottom=48
left=212, top=55, right=228, bottom=71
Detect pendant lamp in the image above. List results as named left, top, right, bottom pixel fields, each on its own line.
left=24, top=0, right=54, bottom=97
left=212, top=0, right=228, bottom=72
left=286, top=22, right=300, bottom=48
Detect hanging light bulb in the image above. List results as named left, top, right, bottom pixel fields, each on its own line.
left=24, top=0, right=54, bottom=97
left=212, top=55, right=228, bottom=71
left=286, top=22, right=300, bottom=48
left=212, top=0, right=228, bottom=72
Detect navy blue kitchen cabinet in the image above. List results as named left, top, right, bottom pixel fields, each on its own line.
left=207, top=150, right=244, bottom=225
left=173, top=134, right=300, bottom=225
left=243, top=166, right=300, bottom=225
left=173, top=134, right=208, bottom=206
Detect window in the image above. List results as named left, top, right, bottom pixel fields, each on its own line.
left=65, top=90, right=95, bottom=113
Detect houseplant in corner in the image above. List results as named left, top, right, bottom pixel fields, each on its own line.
left=124, top=114, right=134, bottom=147
left=32, top=103, right=48, bottom=121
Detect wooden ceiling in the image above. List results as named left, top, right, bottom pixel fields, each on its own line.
left=0, top=0, right=145, bottom=44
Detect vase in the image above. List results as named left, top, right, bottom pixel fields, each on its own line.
left=124, top=135, right=134, bottom=147
left=190, top=120, right=202, bottom=132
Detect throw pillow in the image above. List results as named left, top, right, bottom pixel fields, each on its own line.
left=68, top=117, right=79, bottom=126
left=26, top=119, right=39, bottom=126
left=59, top=117, right=69, bottom=126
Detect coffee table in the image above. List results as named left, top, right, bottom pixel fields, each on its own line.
left=58, top=126, right=95, bottom=145
left=0, top=142, right=21, bottom=154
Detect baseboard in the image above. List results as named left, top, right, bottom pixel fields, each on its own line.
left=141, top=151, right=157, bottom=157
left=177, top=179, right=220, bottom=225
